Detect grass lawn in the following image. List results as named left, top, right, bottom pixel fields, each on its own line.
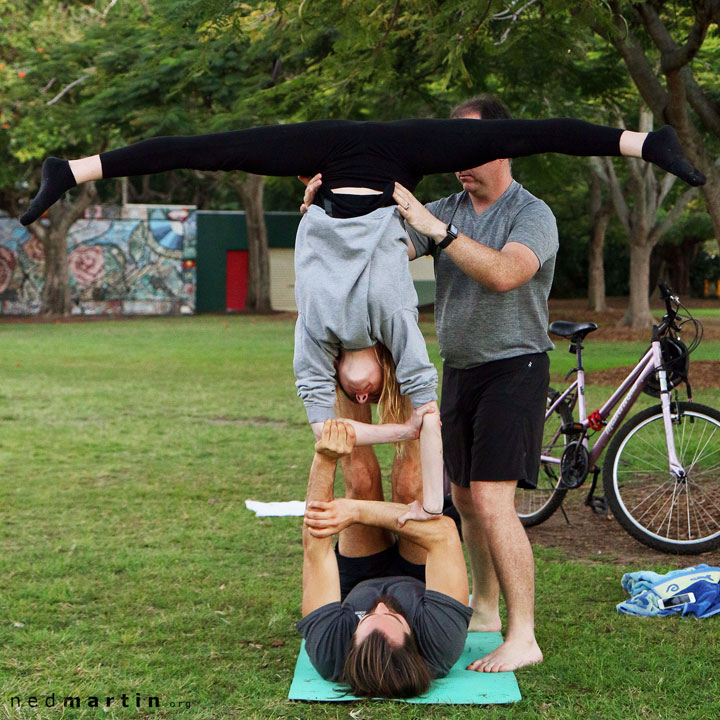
left=1, top=316, right=718, bottom=719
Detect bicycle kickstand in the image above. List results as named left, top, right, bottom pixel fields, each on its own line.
left=558, top=500, right=570, bottom=525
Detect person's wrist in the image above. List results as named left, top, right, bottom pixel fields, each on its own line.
left=351, top=499, right=367, bottom=524
left=314, top=452, right=338, bottom=467
left=430, top=219, right=447, bottom=244
left=403, top=420, right=419, bottom=441
left=436, top=222, right=458, bottom=249
left=350, top=501, right=361, bottom=524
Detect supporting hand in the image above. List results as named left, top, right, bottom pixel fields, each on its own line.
left=298, top=173, right=322, bottom=214
left=314, top=419, right=357, bottom=460
left=393, top=182, right=446, bottom=241
left=397, top=499, right=444, bottom=527
left=405, top=401, right=439, bottom=439
left=304, top=498, right=357, bottom=537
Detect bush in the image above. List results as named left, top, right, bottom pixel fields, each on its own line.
left=690, top=248, right=720, bottom=297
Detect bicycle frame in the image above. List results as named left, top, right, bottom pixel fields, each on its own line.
left=543, top=337, right=685, bottom=478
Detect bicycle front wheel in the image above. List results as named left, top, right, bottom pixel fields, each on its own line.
left=516, top=388, right=573, bottom=527
left=603, top=401, right=720, bottom=554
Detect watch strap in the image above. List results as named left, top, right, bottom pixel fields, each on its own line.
left=438, top=223, right=458, bottom=249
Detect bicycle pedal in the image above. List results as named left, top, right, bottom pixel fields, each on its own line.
left=561, top=422, right=584, bottom=434
left=588, top=497, right=610, bottom=515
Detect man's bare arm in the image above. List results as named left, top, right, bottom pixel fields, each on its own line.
left=393, top=182, right=540, bottom=291
left=305, top=498, right=468, bottom=604
left=301, top=420, right=355, bottom=616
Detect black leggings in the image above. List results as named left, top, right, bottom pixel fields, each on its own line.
left=100, top=118, right=622, bottom=192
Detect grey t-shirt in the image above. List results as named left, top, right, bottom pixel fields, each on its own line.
left=296, top=576, right=472, bottom=682
left=294, top=204, right=438, bottom=423
left=408, top=181, right=558, bottom=369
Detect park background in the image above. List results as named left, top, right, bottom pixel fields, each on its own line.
left=2, top=0, right=720, bottom=324
left=1, top=1, right=719, bottom=719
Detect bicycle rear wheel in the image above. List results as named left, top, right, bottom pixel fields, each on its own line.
left=516, top=388, right=573, bottom=526
left=603, top=402, right=720, bottom=554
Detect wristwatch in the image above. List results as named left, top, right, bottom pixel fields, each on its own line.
left=437, top=223, right=458, bottom=249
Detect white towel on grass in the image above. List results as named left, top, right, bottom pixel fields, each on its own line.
left=245, top=500, right=306, bottom=517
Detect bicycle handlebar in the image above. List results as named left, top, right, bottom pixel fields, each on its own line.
left=657, top=282, right=678, bottom=329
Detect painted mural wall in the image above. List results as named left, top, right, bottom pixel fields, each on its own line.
left=0, top=206, right=196, bottom=315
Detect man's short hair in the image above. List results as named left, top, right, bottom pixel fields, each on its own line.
left=450, top=94, right=512, bottom=120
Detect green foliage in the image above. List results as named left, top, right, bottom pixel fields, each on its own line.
left=690, top=248, right=720, bottom=296
left=662, top=209, right=715, bottom=247
left=1, top=0, right=717, bottom=297
left=0, top=1, right=118, bottom=207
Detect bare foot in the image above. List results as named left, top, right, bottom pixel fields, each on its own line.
left=466, top=637, right=543, bottom=673
left=468, top=609, right=502, bottom=633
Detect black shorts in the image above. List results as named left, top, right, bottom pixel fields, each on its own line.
left=441, top=352, right=549, bottom=490
left=336, top=544, right=426, bottom=601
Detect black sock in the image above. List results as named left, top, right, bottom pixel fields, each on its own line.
left=20, top=158, right=77, bottom=226
left=642, top=126, right=706, bottom=186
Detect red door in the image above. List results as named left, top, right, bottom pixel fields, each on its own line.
left=226, top=250, right=249, bottom=311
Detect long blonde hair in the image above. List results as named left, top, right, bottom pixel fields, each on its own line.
left=374, top=344, right=412, bottom=455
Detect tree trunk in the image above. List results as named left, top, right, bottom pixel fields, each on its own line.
left=237, top=174, right=272, bottom=313
left=39, top=226, right=72, bottom=315
left=698, top=171, right=720, bottom=253
left=587, top=171, right=611, bottom=312
left=33, top=183, right=97, bottom=317
left=620, top=241, right=655, bottom=328
left=588, top=214, right=609, bottom=312
left=651, top=235, right=701, bottom=297
left=648, top=251, right=666, bottom=300
left=675, top=236, right=701, bottom=296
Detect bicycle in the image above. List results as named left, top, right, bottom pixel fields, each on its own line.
left=515, top=284, right=720, bottom=554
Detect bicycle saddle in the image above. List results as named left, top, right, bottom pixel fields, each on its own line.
left=549, top=321, right=598, bottom=340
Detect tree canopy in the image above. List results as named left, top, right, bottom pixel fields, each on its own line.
left=1, top=0, right=716, bottom=318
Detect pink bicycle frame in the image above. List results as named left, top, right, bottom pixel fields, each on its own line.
left=543, top=338, right=685, bottom=478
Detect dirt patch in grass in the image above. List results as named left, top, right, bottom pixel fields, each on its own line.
left=547, top=296, right=720, bottom=341
left=584, top=360, right=720, bottom=390
left=525, top=490, right=710, bottom=566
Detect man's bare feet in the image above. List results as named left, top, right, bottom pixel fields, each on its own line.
left=466, top=637, right=543, bottom=673
left=468, top=608, right=502, bottom=633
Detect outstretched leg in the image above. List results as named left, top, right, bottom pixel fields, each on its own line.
left=396, top=118, right=705, bottom=186
left=21, top=120, right=354, bottom=225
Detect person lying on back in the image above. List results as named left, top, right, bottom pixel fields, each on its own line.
left=298, top=419, right=471, bottom=698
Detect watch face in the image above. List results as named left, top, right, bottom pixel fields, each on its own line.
left=448, top=223, right=458, bottom=238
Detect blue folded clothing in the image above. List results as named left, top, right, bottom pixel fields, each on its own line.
left=617, top=564, right=720, bottom=618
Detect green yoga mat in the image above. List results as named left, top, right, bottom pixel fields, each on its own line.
left=288, top=632, right=521, bottom=704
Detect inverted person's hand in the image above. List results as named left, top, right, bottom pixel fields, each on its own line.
left=406, top=401, right=440, bottom=438
left=314, top=419, right=356, bottom=459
